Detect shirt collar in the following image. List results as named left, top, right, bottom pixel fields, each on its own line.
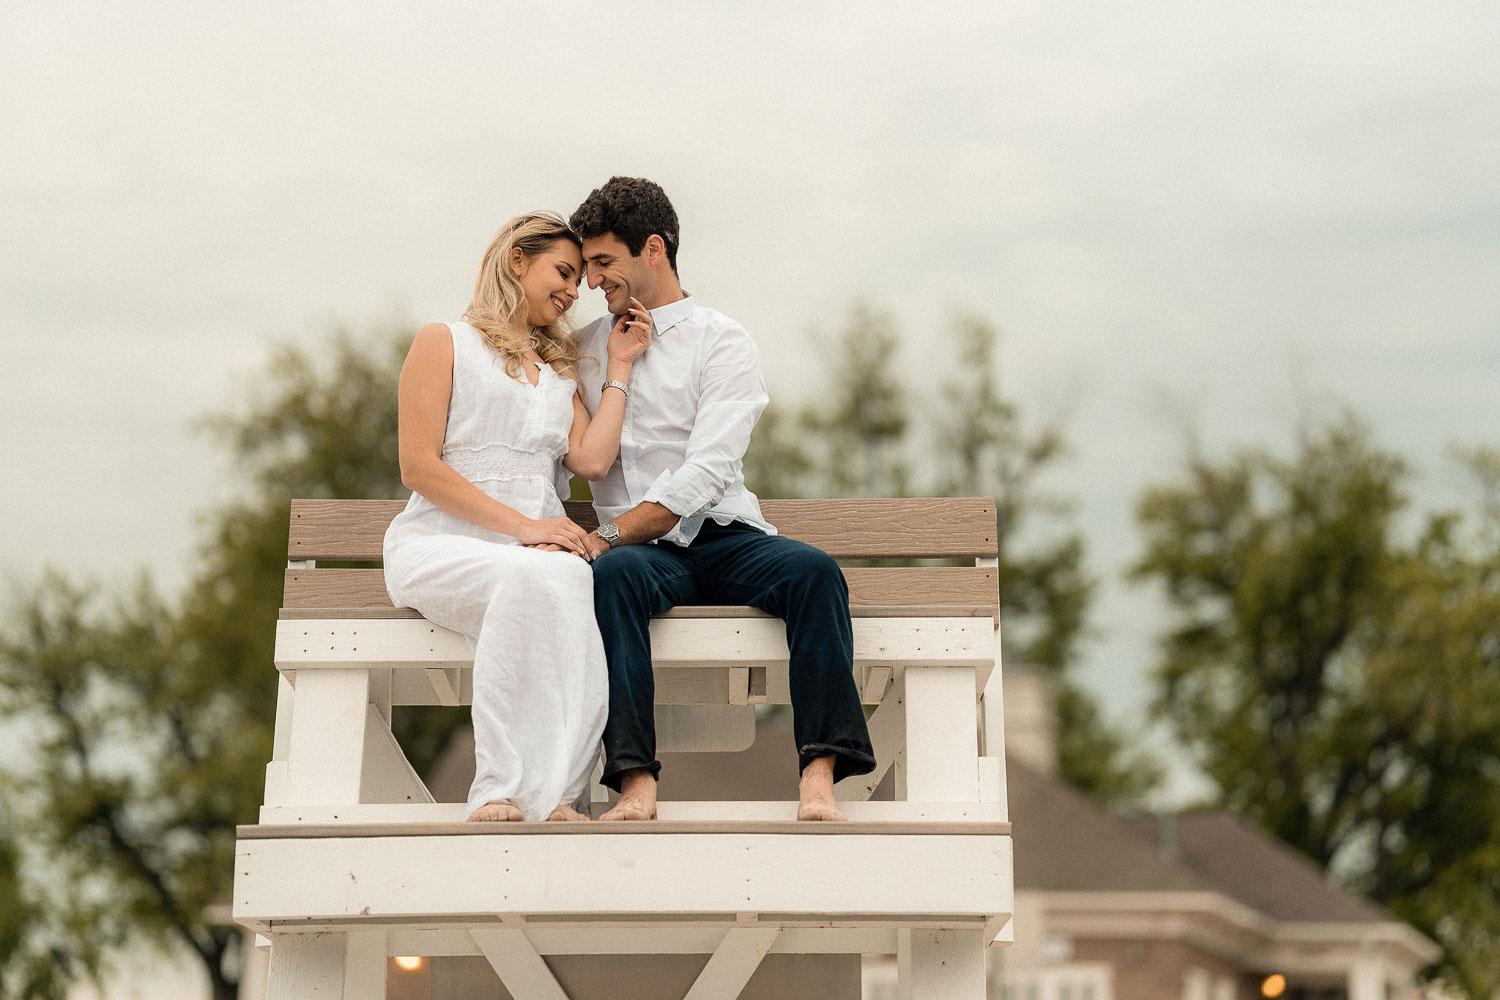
left=649, top=294, right=695, bottom=337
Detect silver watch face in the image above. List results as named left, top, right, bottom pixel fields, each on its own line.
left=598, top=522, right=620, bottom=543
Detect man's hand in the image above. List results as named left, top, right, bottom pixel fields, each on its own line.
left=582, top=530, right=610, bottom=561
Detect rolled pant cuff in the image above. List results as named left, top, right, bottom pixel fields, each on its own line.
left=600, top=759, right=663, bottom=794
left=799, top=743, right=878, bottom=784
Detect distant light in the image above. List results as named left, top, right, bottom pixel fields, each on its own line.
left=394, top=956, right=426, bottom=972
left=1261, top=974, right=1287, bottom=998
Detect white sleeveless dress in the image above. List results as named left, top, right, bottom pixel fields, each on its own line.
left=383, top=321, right=607, bottom=821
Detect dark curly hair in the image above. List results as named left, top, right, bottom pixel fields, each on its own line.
left=569, top=176, right=680, bottom=273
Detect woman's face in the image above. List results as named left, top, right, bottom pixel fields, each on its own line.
left=516, top=239, right=583, bottom=327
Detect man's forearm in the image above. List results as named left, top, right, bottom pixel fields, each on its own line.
left=610, top=502, right=680, bottom=545
left=583, top=502, right=681, bottom=560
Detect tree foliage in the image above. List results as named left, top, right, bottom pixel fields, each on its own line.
left=1132, top=418, right=1500, bottom=995
left=0, top=323, right=429, bottom=999
left=747, top=305, right=1159, bottom=804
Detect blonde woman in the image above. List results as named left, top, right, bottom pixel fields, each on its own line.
left=383, top=212, right=652, bottom=822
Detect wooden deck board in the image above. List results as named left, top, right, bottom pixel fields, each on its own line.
left=237, top=820, right=1012, bottom=839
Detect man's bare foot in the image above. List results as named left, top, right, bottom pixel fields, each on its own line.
left=798, top=755, right=848, bottom=822
left=547, top=804, right=590, bottom=822
left=468, top=800, right=524, bottom=822
left=599, top=794, right=656, bottom=821
left=599, top=768, right=658, bottom=821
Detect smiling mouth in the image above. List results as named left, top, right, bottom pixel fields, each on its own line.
left=550, top=294, right=570, bottom=313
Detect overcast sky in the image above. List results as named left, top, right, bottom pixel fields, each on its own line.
left=3, top=0, right=1498, bottom=827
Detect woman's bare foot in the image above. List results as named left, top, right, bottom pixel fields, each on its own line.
left=547, top=804, right=590, bottom=822
left=797, top=755, right=848, bottom=822
left=599, top=768, right=658, bottom=821
left=468, top=800, right=524, bottom=822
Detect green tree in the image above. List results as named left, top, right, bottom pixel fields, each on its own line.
left=0, top=322, right=435, bottom=999
left=1132, top=417, right=1500, bottom=994
left=800, top=304, right=912, bottom=498
left=747, top=306, right=1157, bottom=805
left=0, top=787, right=104, bottom=1000
left=932, top=315, right=1157, bottom=804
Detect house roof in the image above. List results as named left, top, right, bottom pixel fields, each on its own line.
left=1121, top=809, right=1390, bottom=924
left=1010, top=760, right=1390, bottom=924
left=1009, top=758, right=1212, bottom=894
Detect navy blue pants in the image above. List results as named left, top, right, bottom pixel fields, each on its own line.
left=591, top=519, right=876, bottom=791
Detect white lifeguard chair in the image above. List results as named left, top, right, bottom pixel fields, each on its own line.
left=233, top=497, right=1013, bottom=999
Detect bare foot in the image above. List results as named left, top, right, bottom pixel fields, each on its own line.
left=798, top=755, right=848, bottom=822
left=547, top=804, right=590, bottom=822
left=599, top=768, right=658, bottom=821
left=468, top=800, right=524, bottom=823
left=797, top=796, right=848, bottom=822
left=599, top=795, right=657, bottom=821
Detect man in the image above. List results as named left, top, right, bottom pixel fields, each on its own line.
left=569, top=177, right=875, bottom=822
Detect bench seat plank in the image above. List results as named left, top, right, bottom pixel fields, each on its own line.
left=282, top=566, right=999, bottom=616
left=288, top=498, right=998, bottom=561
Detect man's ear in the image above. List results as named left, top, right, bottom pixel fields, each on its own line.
left=644, top=234, right=666, bottom=266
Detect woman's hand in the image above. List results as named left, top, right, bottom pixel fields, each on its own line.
left=524, top=541, right=588, bottom=559
left=513, top=516, right=592, bottom=557
left=606, top=297, right=653, bottom=366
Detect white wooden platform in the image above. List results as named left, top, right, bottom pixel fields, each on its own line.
left=235, top=820, right=1013, bottom=933
left=234, top=498, right=1014, bottom=1000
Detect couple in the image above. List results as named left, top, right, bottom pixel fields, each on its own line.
left=383, top=177, right=875, bottom=825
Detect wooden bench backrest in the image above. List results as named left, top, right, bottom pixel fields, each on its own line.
left=282, top=498, right=999, bottom=618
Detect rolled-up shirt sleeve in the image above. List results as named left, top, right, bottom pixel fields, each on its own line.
left=641, top=320, right=768, bottom=518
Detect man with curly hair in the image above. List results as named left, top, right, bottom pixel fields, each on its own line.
left=569, top=176, right=875, bottom=821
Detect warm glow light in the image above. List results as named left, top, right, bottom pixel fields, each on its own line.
left=393, top=956, right=425, bottom=973
left=1261, top=973, right=1287, bottom=998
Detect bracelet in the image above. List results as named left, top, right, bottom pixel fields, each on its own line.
left=603, top=379, right=630, bottom=397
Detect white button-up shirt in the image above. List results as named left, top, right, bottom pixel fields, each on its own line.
left=575, top=295, right=777, bottom=546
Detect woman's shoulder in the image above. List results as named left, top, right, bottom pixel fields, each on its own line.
left=408, top=322, right=456, bottom=356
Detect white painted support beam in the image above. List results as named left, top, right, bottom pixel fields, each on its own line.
left=471, top=929, right=570, bottom=1000
left=862, top=666, right=893, bottom=703
left=238, top=930, right=271, bottom=1000
left=341, top=929, right=386, bottom=999
left=285, top=670, right=370, bottom=805
left=425, top=667, right=460, bottom=707
left=684, top=927, right=781, bottom=1000
left=358, top=705, right=434, bottom=805
left=903, top=668, right=980, bottom=803
left=272, top=674, right=295, bottom=759
left=728, top=667, right=750, bottom=705
left=898, top=929, right=986, bottom=999
left=266, top=933, right=345, bottom=999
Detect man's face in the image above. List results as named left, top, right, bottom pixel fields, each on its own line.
left=581, top=232, right=652, bottom=316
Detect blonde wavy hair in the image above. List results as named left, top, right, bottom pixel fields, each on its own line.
left=464, top=212, right=584, bottom=383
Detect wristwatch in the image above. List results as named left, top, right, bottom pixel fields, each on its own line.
left=597, top=521, right=621, bottom=547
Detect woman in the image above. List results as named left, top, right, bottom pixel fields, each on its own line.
left=383, top=211, right=652, bottom=822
